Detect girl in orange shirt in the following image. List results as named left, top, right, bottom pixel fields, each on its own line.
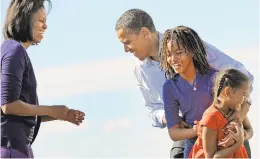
left=189, top=69, right=253, bottom=158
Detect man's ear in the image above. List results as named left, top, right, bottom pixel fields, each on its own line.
left=140, top=27, right=150, bottom=37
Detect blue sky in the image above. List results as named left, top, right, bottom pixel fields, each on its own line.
left=1, top=0, right=259, bottom=158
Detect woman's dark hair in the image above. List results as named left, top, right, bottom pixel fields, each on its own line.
left=3, top=0, right=52, bottom=43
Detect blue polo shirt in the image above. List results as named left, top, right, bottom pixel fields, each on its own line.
left=1, top=39, right=41, bottom=155
left=163, top=69, right=217, bottom=128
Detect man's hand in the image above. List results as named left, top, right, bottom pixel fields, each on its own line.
left=229, top=122, right=244, bottom=144
left=219, top=122, right=244, bottom=148
left=221, top=121, right=238, bottom=148
left=218, top=132, right=236, bottom=148
left=223, top=121, right=238, bottom=135
left=227, top=102, right=250, bottom=123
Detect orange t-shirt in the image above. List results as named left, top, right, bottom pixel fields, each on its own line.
left=188, top=105, right=248, bottom=158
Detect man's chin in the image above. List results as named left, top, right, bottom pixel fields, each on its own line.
left=135, top=55, right=146, bottom=61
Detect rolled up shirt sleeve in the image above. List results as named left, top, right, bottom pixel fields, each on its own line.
left=134, top=67, right=166, bottom=128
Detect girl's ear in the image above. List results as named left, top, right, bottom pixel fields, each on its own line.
left=224, top=86, right=233, bottom=99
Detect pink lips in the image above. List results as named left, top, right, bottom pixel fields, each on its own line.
left=173, top=64, right=181, bottom=68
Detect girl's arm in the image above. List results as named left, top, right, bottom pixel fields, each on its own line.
left=168, top=124, right=197, bottom=141
left=163, top=80, right=196, bottom=141
left=203, top=124, right=244, bottom=158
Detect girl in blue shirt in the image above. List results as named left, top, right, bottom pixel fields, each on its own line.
left=160, top=26, right=218, bottom=158
left=160, top=25, right=252, bottom=158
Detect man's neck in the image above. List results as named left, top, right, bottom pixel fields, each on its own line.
left=149, top=32, right=160, bottom=62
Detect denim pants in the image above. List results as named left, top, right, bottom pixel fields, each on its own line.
left=184, top=137, right=197, bottom=158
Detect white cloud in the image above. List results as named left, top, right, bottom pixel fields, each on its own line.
left=224, top=48, right=258, bottom=61
left=102, top=118, right=132, bottom=133
left=224, top=48, right=258, bottom=71
left=40, top=120, right=89, bottom=134
left=36, top=47, right=258, bottom=100
left=39, top=117, right=132, bottom=134
left=36, top=56, right=136, bottom=100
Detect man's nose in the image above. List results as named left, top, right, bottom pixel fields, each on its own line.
left=124, top=45, right=130, bottom=53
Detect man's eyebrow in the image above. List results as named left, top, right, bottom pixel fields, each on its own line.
left=122, top=39, right=130, bottom=44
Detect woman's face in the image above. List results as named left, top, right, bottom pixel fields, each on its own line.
left=30, top=7, right=47, bottom=43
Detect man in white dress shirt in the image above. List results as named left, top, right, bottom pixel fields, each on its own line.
left=115, top=9, right=253, bottom=158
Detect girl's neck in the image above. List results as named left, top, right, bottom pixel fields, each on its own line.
left=180, top=64, right=197, bottom=84
left=214, top=99, right=230, bottom=117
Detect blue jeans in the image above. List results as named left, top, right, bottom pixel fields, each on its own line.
left=184, top=137, right=197, bottom=158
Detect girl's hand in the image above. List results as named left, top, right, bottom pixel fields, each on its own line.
left=228, top=122, right=244, bottom=144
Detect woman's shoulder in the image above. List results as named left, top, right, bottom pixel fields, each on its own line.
left=1, top=39, right=27, bottom=59
left=2, top=39, right=21, bottom=48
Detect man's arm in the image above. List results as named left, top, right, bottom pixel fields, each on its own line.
left=204, top=41, right=254, bottom=92
left=134, top=67, right=166, bottom=128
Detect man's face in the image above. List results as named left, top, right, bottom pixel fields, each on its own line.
left=116, top=28, right=150, bottom=61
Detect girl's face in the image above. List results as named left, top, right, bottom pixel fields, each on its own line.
left=226, top=81, right=250, bottom=111
left=166, top=40, right=194, bottom=75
